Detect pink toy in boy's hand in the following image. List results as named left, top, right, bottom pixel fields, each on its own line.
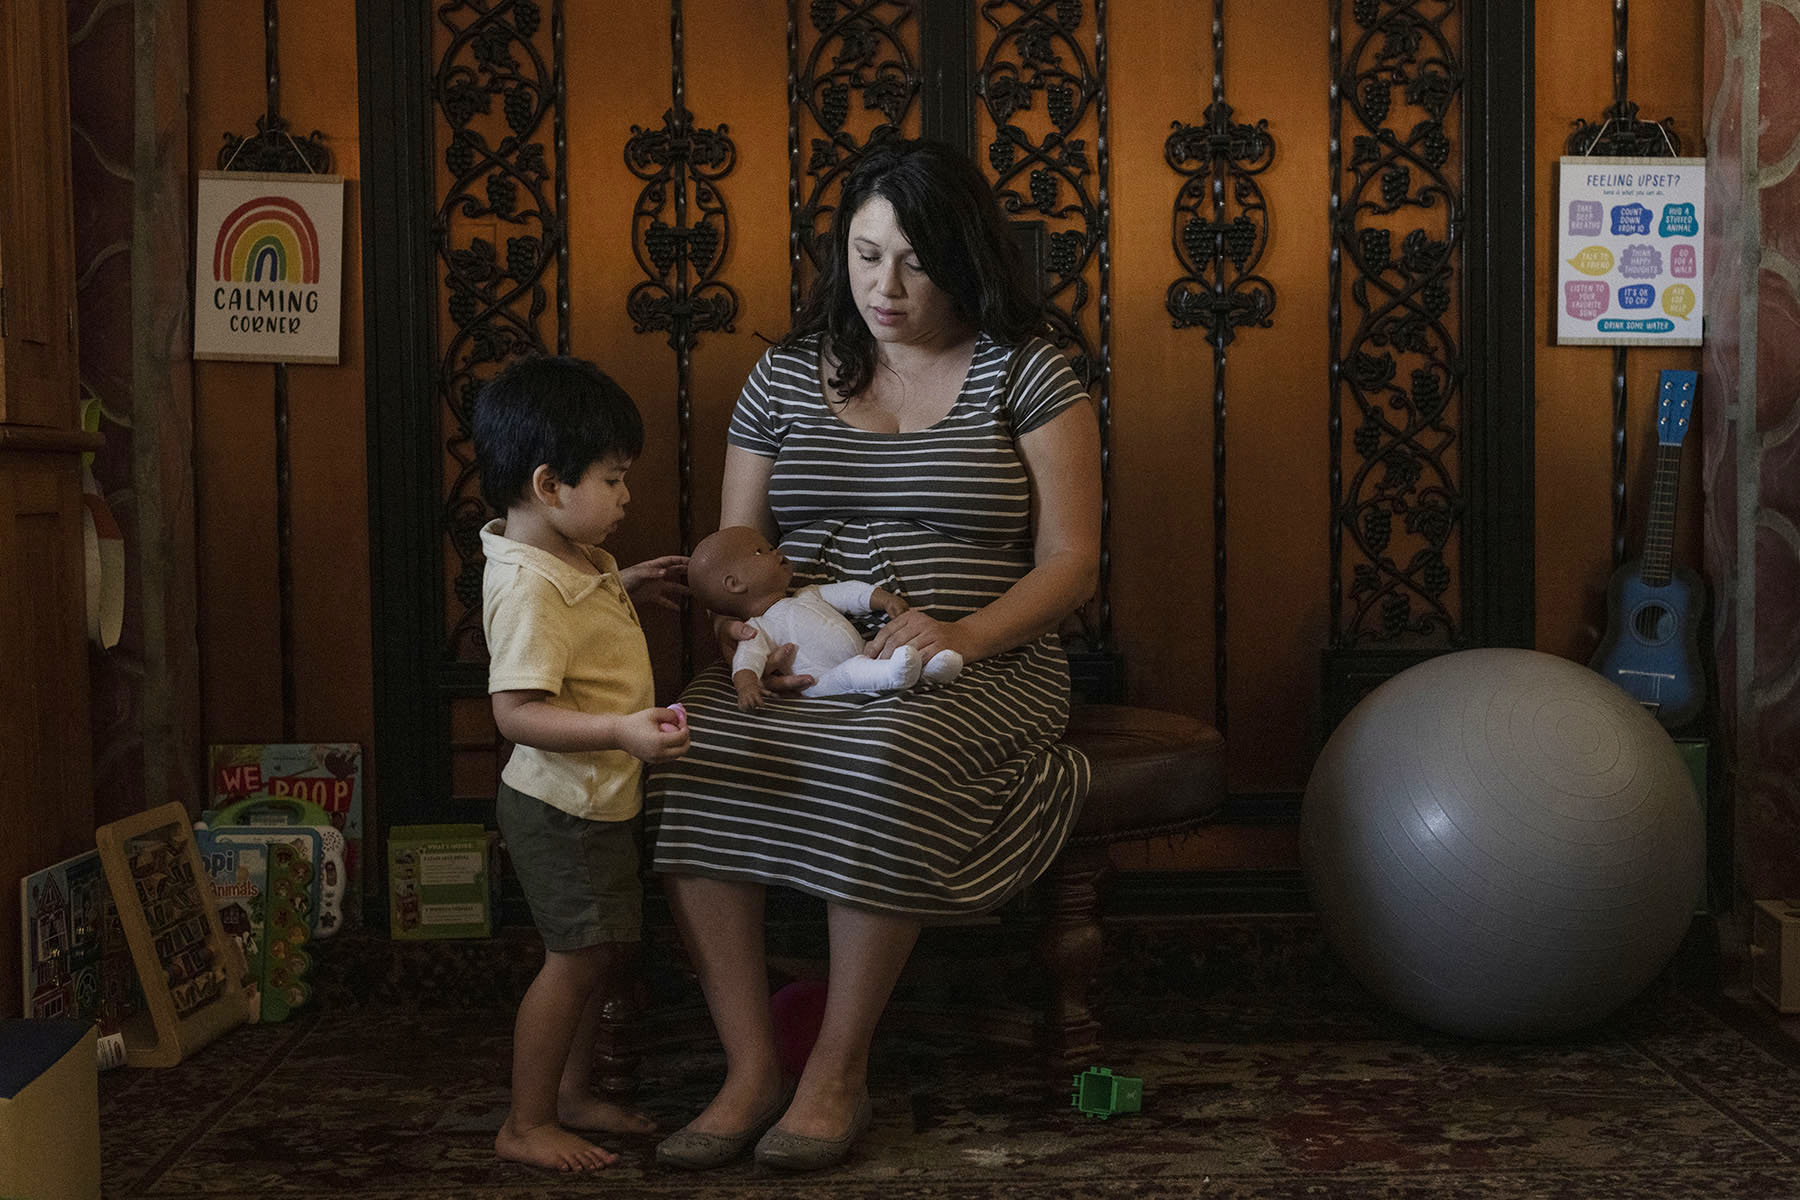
left=659, top=702, right=687, bottom=734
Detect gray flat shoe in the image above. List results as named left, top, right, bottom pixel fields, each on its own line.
left=752, top=1095, right=872, bottom=1171
left=655, top=1088, right=791, bottom=1170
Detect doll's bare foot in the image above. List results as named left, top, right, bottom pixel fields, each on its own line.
left=557, top=1091, right=657, bottom=1134
left=496, top=1116, right=618, bottom=1170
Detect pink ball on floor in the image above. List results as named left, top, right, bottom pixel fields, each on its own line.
left=770, top=979, right=828, bottom=1077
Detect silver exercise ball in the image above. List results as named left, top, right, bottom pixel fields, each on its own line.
left=1301, top=648, right=1703, bottom=1039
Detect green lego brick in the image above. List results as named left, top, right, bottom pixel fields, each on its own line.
left=1072, top=1066, right=1142, bottom=1119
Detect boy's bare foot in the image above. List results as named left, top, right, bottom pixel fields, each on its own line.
left=557, top=1092, right=658, bottom=1135
left=496, top=1117, right=618, bottom=1171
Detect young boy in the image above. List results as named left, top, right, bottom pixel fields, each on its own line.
left=472, top=355, right=690, bottom=1172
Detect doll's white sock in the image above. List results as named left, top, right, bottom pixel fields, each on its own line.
left=806, top=645, right=921, bottom=696
left=922, top=650, right=964, bottom=685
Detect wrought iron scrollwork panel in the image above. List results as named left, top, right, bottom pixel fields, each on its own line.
left=624, top=116, right=739, bottom=358
left=1164, top=0, right=1275, bottom=736
left=629, top=0, right=741, bottom=678
left=978, top=0, right=1105, bottom=383
left=1330, top=0, right=1464, bottom=649
left=976, top=0, right=1112, bottom=649
left=1165, top=105, right=1274, bottom=344
left=433, top=0, right=568, bottom=661
left=789, top=0, right=921, bottom=314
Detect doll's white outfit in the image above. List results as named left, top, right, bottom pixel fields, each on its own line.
left=732, top=582, right=964, bottom=698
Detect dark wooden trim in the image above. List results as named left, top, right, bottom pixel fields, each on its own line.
left=1321, top=645, right=1445, bottom=733
left=918, top=1, right=973, bottom=154
left=641, top=867, right=1315, bottom=925
left=1462, top=0, right=1535, bottom=651
left=0, top=427, right=104, bottom=453
left=1217, top=791, right=1303, bottom=826
left=1107, top=868, right=1313, bottom=916
left=356, top=0, right=442, bottom=922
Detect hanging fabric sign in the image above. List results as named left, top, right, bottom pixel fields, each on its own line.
left=1555, top=156, right=1705, bottom=347
left=193, top=170, right=345, bottom=363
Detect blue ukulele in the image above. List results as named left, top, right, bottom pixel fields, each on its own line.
left=1591, top=369, right=1706, bottom=727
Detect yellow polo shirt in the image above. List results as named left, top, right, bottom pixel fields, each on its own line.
left=480, top=519, right=655, bottom=821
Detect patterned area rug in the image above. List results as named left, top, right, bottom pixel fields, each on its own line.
left=99, top=922, right=1800, bottom=1199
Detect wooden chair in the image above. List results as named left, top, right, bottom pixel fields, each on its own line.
left=590, top=702, right=1226, bottom=1093
left=1037, top=703, right=1226, bottom=1067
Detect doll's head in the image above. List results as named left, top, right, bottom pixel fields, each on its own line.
left=689, top=526, right=794, bottom=619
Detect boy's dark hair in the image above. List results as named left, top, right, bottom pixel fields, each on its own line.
left=472, top=355, right=644, bottom=512
left=790, top=136, right=1042, bottom=401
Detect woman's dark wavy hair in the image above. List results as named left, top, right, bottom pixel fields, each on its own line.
left=790, top=137, right=1042, bottom=401
left=472, top=354, right=644, bottom=513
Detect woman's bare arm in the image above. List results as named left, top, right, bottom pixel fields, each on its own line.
left=720, top=446, right=779, bottom=541
left=864, top=399, right=1100, bottom=665
left=714, top=445, right=813, bottom=688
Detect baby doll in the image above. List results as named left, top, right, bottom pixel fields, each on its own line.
left=689, top=525, right=964, bottom=709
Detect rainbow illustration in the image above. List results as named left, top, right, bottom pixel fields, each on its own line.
left=212, top=196, right=321, bottom=284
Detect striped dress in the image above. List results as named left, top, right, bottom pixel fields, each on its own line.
left=645, top=332, right=1091, bottom=918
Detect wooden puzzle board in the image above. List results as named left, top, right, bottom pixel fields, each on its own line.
left=95, top=803, right=249, bottom=1066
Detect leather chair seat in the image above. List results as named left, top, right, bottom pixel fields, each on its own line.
left=1062, top=703, right=1227, bottom=844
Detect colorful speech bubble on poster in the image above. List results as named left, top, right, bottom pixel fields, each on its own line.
left=1564, top=279, right=1610, bottom=320
left=1567, top=200, right=1604, bottom=237
left=1619, top=284, right=1656, bottom=310
left=1611, top=203, right=1654, bottom=235
left=1659, top=202, right=1699, bottom=237
left=1618, top=243, right=1664, bottom=279
left=1662, top=284, right=1696, bottom=318
left=1670, top=244, right=1697, bottom=278
left=1568, top=246, right=1615, bottom=276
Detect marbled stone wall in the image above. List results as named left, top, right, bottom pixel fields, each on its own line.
left=1703, top=0, right=1800, bottom=901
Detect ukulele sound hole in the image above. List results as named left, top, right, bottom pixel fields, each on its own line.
left=1632, top=603, right=1674, bottom=642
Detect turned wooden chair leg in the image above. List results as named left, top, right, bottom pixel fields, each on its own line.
left=592, top=944, right=645, bottom=1099
left=1038, top=841, right=1112, bottom=1071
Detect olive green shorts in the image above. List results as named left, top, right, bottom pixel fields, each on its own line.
left=496, top=781, right=642, bottom=951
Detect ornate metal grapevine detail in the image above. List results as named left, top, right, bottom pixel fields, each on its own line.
left=977, top=0, right=1113, bottom=650
left=629, top=0, right=740, bottom=679
left=624, top=113, right=739, bottom=355
left=977, top=0, right=1106, bottom=386
left=1330, top=0, right=1464, bottom=648
left=789, top=0, right=922, bottom=313
left=1163, top=1, right=1274, bottom=736
left=1165, top=100, right=1274, bottom=343
left=433, top=0, right=567, bottom=660
left=1165, top=0, right=1274, bottom=351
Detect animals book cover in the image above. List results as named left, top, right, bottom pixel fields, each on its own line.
left=208, top=742, right=365, bottom=920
